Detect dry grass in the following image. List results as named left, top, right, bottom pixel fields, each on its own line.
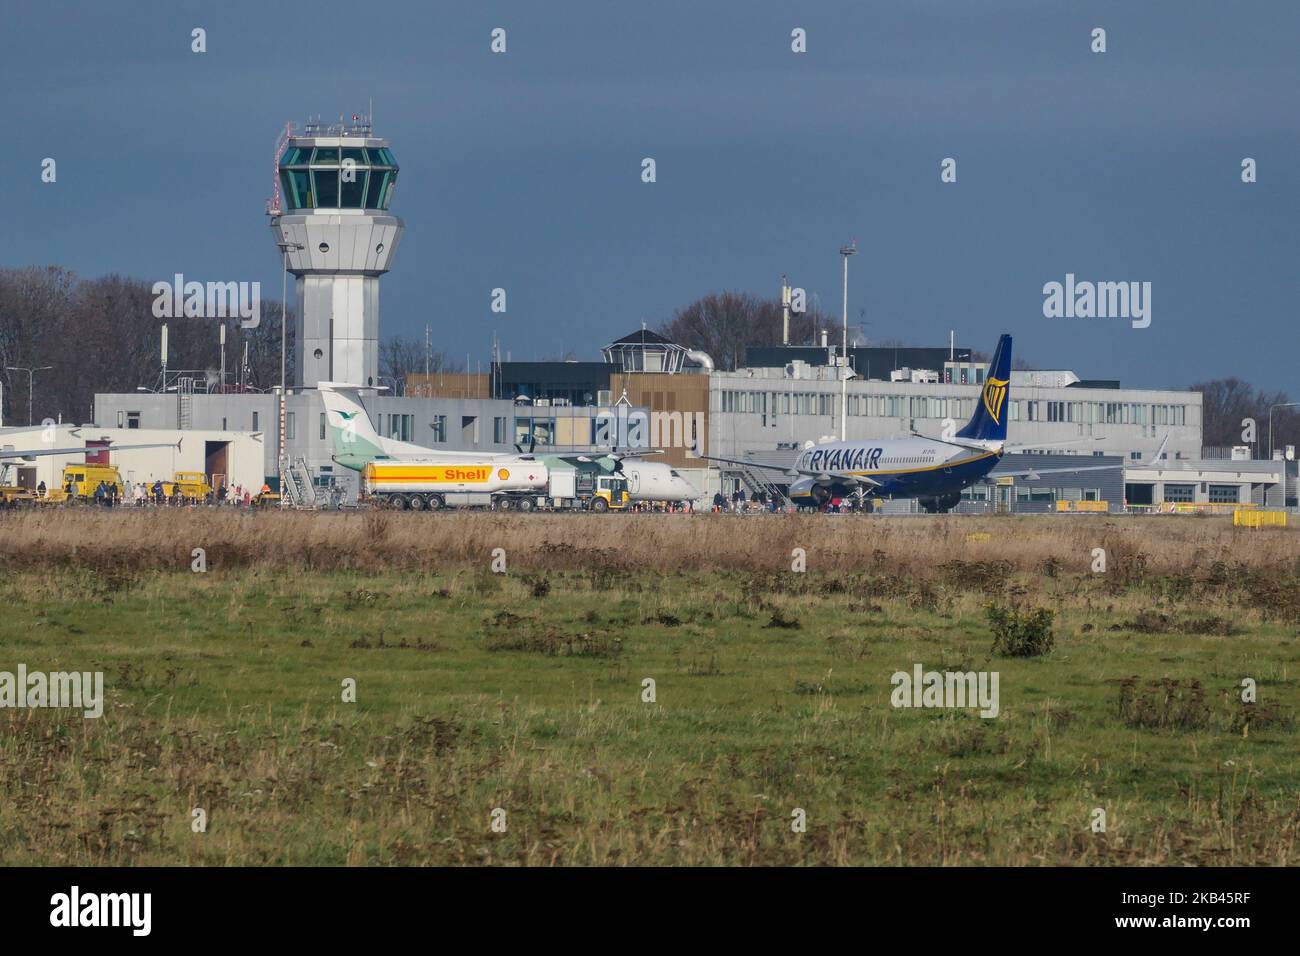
left=1, top=509, right=1296, bottom=577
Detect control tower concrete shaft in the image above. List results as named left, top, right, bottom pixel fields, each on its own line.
left=269, top=115, right=403, bottom=388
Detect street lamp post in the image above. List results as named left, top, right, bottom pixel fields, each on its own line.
left=1268, top=401, right=1299, bottom=460
left=275, top=239, right=305, bottom=505
left=5, top=366, right=53, bottom=425
left=838, top=242, right=856, bottom=441
left=1267, top=402, right=1298, bottom=510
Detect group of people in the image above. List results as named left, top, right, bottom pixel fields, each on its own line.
left=627, top=501, right=693, bottom=513
left=711, top=488, right=779, bottom=514
left=31, top=478, right=267, bottom=507
left=125, top=481, right=259, bottom=507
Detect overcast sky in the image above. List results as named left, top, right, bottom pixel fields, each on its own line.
left=3, top=1, right=1297, bottom=390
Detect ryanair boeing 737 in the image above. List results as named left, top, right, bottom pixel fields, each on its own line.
left=709, top=334, right=1167, bottom=513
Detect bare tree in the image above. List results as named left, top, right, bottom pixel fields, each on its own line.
left=380, top=335, right=463, bottom=394
left=1194, top=377, right=1299, bottom=452
left=0, top=266, right=294, bottom=424
left=657, top=290, right=836, bottom=371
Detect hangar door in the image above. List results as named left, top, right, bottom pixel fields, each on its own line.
left=205, top=440, right=230, bottom=489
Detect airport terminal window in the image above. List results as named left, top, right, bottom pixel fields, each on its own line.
left=493, top=416, right=507, bottom=443
left=286, top=412, right=296, bottom=440
left=387, top=414, right=413, bottom=442
left=1015, top=488, right=1055, bottom=502
left=311, top=147, right=340, bottom=164
left=319, top=413, right=326, bottom=440
left=1163, top=483, right=1194, bottom=503
left=430, top=416, right=447, bottom=442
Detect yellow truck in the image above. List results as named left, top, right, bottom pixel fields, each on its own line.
left=585, top=474, right=629, bottom=512
left=163, top=471, right=212, bottom=499
left=49, top=463, right=125, bottom=502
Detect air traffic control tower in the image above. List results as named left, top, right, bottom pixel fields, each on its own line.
left=269, top=115, right=403, bottom=388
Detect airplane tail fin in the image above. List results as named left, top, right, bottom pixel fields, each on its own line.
left=956, top=334, right=1012, bottom=442
left=317, top=382, right=386, bottom=465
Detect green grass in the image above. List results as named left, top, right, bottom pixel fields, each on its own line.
left=1, top=564, right=1297, bottom=865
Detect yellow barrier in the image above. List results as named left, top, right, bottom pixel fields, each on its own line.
left=1056, top=500, right=1109, bottom=513
left=1163, top=501, right=1257, bottom=515
left=1234, top=509, right=1287, bottom=528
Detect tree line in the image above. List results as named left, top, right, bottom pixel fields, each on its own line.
left=0, top=266, right=293, bottom=426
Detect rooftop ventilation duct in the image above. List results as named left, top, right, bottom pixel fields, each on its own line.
left=684, top=349, right=715, bottom=372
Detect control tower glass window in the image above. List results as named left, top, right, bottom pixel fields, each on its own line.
left=312, top=169, right=340, bottom=208
left=277, top=143, right=398, bottom=210
left=340, top=169, right=367, bottom=208
left=280, top=169, right=312, bottom=209
left=365, top=170, right=391, bottom=210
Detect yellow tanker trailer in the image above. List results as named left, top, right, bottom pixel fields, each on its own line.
left=362, top=459, right=550, bottom=511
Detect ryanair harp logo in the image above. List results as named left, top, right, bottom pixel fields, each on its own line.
left=982, top=376, right=1008, bottom=424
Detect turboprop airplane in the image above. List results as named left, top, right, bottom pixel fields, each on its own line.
left=319, top=383, right=698, bottom=503
left=318, top=382, right=541, bottom=470
left=705, top=334, right=1168, bottom=513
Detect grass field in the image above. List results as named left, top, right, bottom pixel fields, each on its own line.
left=0, top=510, right=1298, bottom=865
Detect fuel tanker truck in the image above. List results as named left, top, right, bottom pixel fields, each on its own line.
left=362, top=459, right=550, bottom=511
